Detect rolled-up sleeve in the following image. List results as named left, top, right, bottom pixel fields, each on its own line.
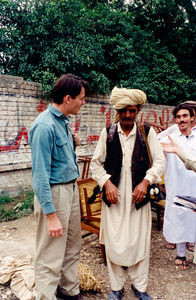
left=29, top=123, right=55, bottom=215
left=178, top=151, right=196, bottom=172
left=145, top=127, right=165, bottom=184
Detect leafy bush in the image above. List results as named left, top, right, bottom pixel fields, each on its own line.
left=0, top=190, right=34, bottom=222
left=0, top=0, right=195, bottom=104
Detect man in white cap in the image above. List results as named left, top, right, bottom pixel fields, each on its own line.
left=159, top=104, right=196, bottom=270
left=90, top=87, right=165, bottom=300
left=158, top=100, right=196, bottom=141
left=161, top=135, right=196, bottom=265
left=158, top=101, right=196, bottom=252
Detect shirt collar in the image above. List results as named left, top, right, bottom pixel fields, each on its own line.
left=117, top=121, right=137, bottom=136
left=176, top=125, right=196, bottom=138
left=192, top=124, right=196, bottom=130
left=176, top=126, right=182, bottom=137
left=48, top=104, right=70, bottom=124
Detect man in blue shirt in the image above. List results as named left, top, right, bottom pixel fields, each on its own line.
left=29, top=74, right=89, bottom=300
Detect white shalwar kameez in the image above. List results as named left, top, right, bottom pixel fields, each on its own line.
left=160, top=128, right=196, bottom=244
left=91, top=123, right=165, bottom=291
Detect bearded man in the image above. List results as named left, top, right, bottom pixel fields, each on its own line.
left=90, top=87, right=165, bottom=300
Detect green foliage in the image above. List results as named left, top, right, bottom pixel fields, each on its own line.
left=0, top=193, right=12, bottom=205
left=0, top=190, right=34, bottom=222
left=0, top=0, right=195, bottom=104
left=130, top=0, right=196, bottom=79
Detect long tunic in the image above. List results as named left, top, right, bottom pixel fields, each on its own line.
left=161, top=128, right=196, bottom=243
left=91, top=122, right=165, bottom=266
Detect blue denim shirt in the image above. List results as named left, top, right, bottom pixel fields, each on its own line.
left=29, top=105, right=79, bottom=215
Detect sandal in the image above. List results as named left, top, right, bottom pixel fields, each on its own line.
left=175, top=256, right=187, bottom=270
left=186, top=242, right=194, bottom=252
left=166, top=242, right=176, bottom=250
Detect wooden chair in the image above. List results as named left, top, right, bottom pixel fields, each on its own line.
left=151, top=181, right=166, bottom=230
left=77, top=177, right=106, bottom=264
left=78, top=156, right=92, bottom=179
left=151, top=199, right=166, bottom=230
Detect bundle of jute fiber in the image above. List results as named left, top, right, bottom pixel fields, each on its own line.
left=0, top=255, right=36, bottom=300
left=0, top=257, right=102, bottom=298
left=78, top=262, right=103, bottom=292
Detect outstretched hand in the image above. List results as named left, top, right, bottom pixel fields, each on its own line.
left=160, top=135, right=182, bottom=155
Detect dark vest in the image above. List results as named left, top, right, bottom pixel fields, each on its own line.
left=104, top=123, right=151, bottom=190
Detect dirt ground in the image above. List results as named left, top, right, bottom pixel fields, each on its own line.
left=0, top=213, right=195, bottom=300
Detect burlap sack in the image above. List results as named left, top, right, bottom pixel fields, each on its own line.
left=0, top=256, right=36, bottom=300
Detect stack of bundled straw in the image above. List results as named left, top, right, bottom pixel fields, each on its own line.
left=79, top=262, right=103, bottom=292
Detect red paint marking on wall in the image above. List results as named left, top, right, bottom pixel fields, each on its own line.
left=37, top=101, right=46, bottom=112
left=160, top=107, right=173, bottom=125
left=0, top=127, right=28, bottom=152
left=87, top=135, right=100, bottom=143
left=167, top=108, right=170, bottom=121
left=145, top=111, right=157, bottom=123
left=144, top=108, right=174, bottom=125
left=142, top=108, right=174, bottom=133
left=100, top=106, right=106, bottom=114
left=74, top=119, right=80, bottom=132
left=106, top=108, right=111, bottom=126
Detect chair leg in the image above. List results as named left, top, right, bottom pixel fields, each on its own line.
left=156, top=207, right=161, bottom=231
left=82, top=232, right=93, bottom=238
left=100, top=244, right=107, bottom=265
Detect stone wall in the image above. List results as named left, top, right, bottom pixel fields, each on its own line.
left=0, top=75, right=174, bottom=195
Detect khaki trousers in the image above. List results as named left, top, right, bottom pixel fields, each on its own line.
left=34, top=183, right=81, bottom=300
left=107, top=253, right=150, bottom=293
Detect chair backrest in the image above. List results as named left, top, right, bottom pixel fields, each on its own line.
left=77, top=178, right=107, bottom=265
left=77, top=178, right=102, bottom=220
left=78, top=156, right=92, bottom=179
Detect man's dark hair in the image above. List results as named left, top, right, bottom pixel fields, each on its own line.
left=51, top=73, right=89, bottom=104
left=173, top=104, right=194, bottom=118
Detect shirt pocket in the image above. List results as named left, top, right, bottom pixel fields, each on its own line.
left=54, top=135, right=69, bottom=162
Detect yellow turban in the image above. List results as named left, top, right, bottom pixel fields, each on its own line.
left=110, top=86, right=147, bottom=123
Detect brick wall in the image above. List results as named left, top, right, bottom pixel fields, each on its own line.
left=0, top=75, right=174, bottom=195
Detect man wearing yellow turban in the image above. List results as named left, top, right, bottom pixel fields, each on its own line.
left=91, top=87, right=165, bottom=300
